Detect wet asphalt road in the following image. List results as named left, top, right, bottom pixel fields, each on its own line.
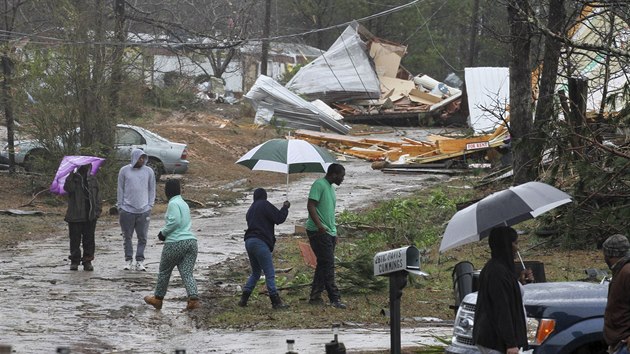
left=0, top=134, right=455, bottom=353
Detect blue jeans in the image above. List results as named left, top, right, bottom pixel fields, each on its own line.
left=243, top=237, right=278, bottom=296
left=613, top=345, right=630, bottom=354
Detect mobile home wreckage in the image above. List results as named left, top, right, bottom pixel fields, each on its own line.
left=245, top=5, right=629, bottom=172
left=245, top=22, right=465, bottom=134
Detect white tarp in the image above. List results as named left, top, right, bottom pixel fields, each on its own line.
left=465, top=67, right=510, bottom=134
left=245, top=75, right=351, bottom=135
left=285, top=22, right=381, bottom=102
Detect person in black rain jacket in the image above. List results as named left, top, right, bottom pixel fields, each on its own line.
left=238, top=188, right=290, bottom=309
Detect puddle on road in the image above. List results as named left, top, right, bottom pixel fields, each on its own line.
left=1, top=155, right=453, bottom=353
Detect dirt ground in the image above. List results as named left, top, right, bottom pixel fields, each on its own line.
left=0, top=107, right=460, bottom=352
left=0, top=104, right=288, bottom=245
left=0, top=104, right=610, bottom=353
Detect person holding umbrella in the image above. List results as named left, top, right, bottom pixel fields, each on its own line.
left=602, top=234, right=630, bottom=354
left=238, top=188, right=290, bottom=309
left=473, top=226, right=528, bottom=354
left=306, top=163, right=346, bottom=309
left=63, top=163, right=101, bottom=271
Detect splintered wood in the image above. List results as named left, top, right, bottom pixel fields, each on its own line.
left=294, top=123, right=509, bottom=166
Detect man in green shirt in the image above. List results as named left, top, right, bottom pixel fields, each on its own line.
left=306, top=163, right=346, bottom=309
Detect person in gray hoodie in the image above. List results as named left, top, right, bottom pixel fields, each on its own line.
left=117, top=148, right=156, bottom=271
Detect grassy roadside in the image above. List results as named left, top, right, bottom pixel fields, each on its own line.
left=192, top=176, right=604, bottom=335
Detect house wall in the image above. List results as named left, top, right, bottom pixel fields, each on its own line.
left=139, top=53, right=303, bottom=94
left=150, top=55, right=244, bottom=93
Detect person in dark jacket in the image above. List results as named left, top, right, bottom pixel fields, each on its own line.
left=473, top=226, right=528, bottom=354
left=63, top=164, right=101, bottom=271
left=238, top=188, right=290, bottom=309
left=602, top=234, right=630, bottom=354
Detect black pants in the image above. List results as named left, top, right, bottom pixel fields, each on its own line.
left=308, top=230, right=340, bottom=302
left=68, top=220, right=96, bottom=264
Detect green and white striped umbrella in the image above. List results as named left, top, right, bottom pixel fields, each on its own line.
left=236, top=138, right=336, bottom=174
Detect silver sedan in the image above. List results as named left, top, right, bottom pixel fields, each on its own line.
left=1, top=124, right=189, bottom=180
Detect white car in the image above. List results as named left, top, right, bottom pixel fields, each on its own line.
left=1, top=124, right=189, bottom=180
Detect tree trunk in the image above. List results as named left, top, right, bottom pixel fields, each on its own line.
left=2, top=53, right=16, bottom=172
left=110, top=0, right=125, bottom=125
left=467, top=0, right=480, bottom=67
left=508, top=0, right=536, bottom=184
left=533, top=0, right=565, bottom=175
left=568, top=77, right=588, bottom=152
left=2, top=0, right=20, bottom=173
left=260, top=0, right=271, bottom=76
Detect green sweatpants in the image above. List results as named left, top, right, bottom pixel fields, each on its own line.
left=154, top=239, right=198, bottom=299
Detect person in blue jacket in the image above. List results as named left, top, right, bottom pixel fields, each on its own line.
left=238, top=188, right=290, bottom=309
left=144, top=179, right=200, bottom=311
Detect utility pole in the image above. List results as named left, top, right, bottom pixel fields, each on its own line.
left=260, top=0, right=271, bottom=76
left=467, top=0, right=480, bottom=67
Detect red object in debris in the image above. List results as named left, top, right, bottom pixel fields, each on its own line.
left=298, top=242, right=317, bottom=269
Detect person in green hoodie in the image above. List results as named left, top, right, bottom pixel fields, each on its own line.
left=144, top=179, right=200, bottom=311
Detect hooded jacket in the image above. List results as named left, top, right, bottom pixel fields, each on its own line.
left=604, top=256, right=630, bottom=347
left=117, top=148, right=156, bottom=214
left=64, top=165, right=101, bottom=222
left=159, top=179, right=196, bottom=243
left=473, top=227, right=528, bottom=352
left=243, top=188, right=289, bottom=252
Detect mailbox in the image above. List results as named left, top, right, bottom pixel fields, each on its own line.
left=373, top=245, right=428, bottom=354
left=373, top=246, right=428, bottom=277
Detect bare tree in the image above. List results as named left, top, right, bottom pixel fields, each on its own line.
left=1, top=0, right=30, bottom=172
left=508, top=0, right=537, bottom=184
left=125, top=0, right=258, bottom=80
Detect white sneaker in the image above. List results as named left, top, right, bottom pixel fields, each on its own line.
left=136, top=261, right=146, bottom=271
left=124, top=260, right=134, bottom=270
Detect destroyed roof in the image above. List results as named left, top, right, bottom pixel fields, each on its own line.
left=241, top=41, right=324, bottom=60
left=244, top=75, right=351, bottom=135
left=285, top=22, right=381, bottom=102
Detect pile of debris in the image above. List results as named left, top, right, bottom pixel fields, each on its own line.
left=294, top=121, right=509, bottom=174
left=245, top=21, right=465, bottom=135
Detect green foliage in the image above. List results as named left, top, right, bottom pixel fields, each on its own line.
left=143, top=81, right=199, bottom=109
left=278, top=63, right=304, bottom=85
left=538, top=114, right=630, bottom=248
left=335, top=187, right=473, bottom=293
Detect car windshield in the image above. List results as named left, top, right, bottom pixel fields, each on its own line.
left=129, top=125, right=169, bottom=143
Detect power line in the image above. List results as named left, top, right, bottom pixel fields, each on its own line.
left=0, top=0, right=423, bottom=48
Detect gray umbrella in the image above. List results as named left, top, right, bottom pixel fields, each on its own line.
left=439, top=181, right=572, bottom=253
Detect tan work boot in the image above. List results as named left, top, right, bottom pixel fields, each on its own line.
left=185, top=298, right=201, bottom=310
left=144, top=295, right=163, bottom=310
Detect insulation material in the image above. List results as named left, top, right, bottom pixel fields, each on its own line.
left=370, top=41, right=406, bottom=78
left=379, top=76, right=416, bottom=102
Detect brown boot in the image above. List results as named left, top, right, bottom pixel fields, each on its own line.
left=186, top=298, right=201, bottom=310
left=144, top=295, right=163, bottom=310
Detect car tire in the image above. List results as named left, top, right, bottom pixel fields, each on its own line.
left=146, top=158, right=163, bottom=182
